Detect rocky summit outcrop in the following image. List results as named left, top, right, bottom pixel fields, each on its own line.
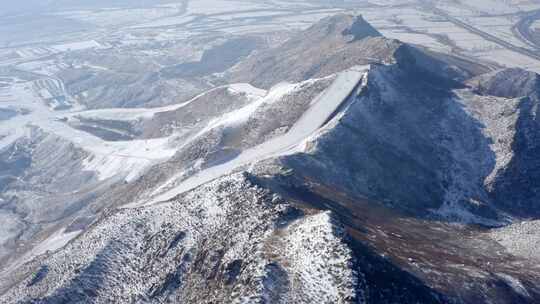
left=2, top=14, right=540, bottom=304
left=469, top=67, right=540, bottom=99
left=228, top=14, right=481, bottom=89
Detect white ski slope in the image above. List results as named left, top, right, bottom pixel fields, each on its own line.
left=135, top=66, right=368, bottom=207
left=68, top=83, right=266, bottom=122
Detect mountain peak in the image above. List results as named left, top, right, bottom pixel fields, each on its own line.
left=303, top=14, right=381, bottom=42
left=228, top=14, right=399, bottom=88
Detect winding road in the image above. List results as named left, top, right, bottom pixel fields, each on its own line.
left=420, top=2, right=540, bottom=62
left=513, top=9, right=540, bottom=51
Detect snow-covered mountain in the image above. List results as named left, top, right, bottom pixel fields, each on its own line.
left=2, top=13, right=540, bottom=304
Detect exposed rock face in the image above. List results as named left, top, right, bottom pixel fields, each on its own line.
left=0, top=174, right=360, bottom=304
left=490, top=94, right=540, bottom=216
left=280, top=64, right=491, bottom=222
left=228, top=14, right=482, bottom=89
left=342, top=14, right=381, bottom=41
left=0, top=128, right=102, bottom=270
left=469, top=68, right=540, bottom=216
left=469, top=68, right=539, bottom=99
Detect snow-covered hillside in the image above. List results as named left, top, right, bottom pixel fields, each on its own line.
left=2, top=11, right=540, bottom=304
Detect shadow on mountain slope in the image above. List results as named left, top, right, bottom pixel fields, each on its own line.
left=281, top=59, right=502, bottom=223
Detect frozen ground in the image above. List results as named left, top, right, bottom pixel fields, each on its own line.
left=358, top=0, right=540, bottom=72
left=135, top=66, right=367, bottom=207
left=0, top=78, right=276, bottom=184
left=489, top=220, right=540, bottom=261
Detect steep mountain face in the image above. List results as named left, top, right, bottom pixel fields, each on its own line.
left=228, top=14, right=482, bottom=89
left=228, top=14, right=388, bottom=88
left=469, top=68, right=540, bottom=216
left=1, top=174, right=360, bottom=304
left=2, top=14, right=540, bottom=304
left=0, top=128, right=102, bottom=270
left=282, top=63, right=505, bottom=223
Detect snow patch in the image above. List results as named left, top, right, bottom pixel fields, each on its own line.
left=281, top=212, right=357, bottom=303
left=51, top=40, right=102, bottom=52
left=81, top=137, right=177, bottom=182
left=134, top=66, right=368, bottom=207
left=496, top=273, right=531, bottom=299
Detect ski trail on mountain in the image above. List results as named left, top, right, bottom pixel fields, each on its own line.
left=135, top=66, right=369, bottom=208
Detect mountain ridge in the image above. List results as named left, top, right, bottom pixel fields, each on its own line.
left=2, top=13, right=540, bottom=304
